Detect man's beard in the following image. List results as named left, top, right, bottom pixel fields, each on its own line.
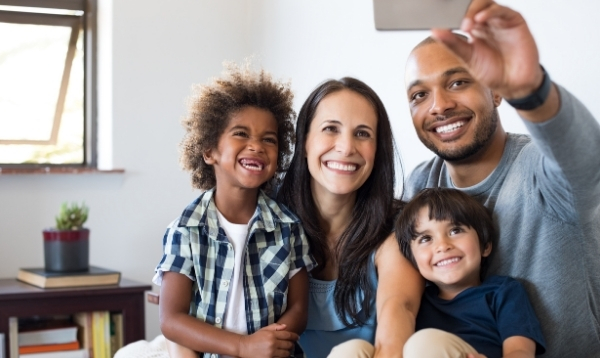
left=419, top=109, right=499, bottom=162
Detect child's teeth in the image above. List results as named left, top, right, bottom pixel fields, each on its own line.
left=436, top=257, right=460, bottom=266
left=241, top=159, right=263, bottom=170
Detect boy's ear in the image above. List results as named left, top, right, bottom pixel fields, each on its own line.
left=482, top=242, right=493, bottom=258
left=203, top=150, right=215, bottom=165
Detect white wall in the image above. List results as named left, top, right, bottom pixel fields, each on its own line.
left=251, top=0, right=600, bottom=184
left=0, top=0, right=253, bottom=340
left=1, top=0, right=599, bottom=340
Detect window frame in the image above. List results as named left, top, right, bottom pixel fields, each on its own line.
left=0, top=0, right=98, bottom=170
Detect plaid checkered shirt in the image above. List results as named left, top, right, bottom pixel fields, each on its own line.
left=155, top=188, right=316, bottom=358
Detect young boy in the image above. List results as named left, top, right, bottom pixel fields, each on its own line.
left=153, top=62, right=316, bottom=358
left=396, top=188, right=546, bottom=358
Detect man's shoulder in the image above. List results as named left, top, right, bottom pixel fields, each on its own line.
left=403, top=157, right=443, bottom=200
left=505, top=132, right=536, bottom=159
left=410, top=157, right=440, bottom=175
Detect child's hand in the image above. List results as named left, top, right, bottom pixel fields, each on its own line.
left=466, top=354, right=487, bottom=358
left=238, top=323, right=299, bottom=358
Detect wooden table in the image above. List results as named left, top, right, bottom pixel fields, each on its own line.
left=0, top=277, right=152, bottom=358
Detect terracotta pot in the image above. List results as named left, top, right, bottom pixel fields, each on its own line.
left=43, top=228, right=90, bottom=272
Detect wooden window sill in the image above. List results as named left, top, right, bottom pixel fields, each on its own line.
left=0, top=167, right=125, bottom=175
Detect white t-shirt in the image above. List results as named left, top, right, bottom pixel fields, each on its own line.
left=217, top=210, right=303, bottom=358
left=217, top=209, right=250, bottom=337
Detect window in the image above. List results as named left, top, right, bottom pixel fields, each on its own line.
left=0, top=0, right=96, bottom=168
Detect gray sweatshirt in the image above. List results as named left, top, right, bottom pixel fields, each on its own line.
left=404, top=85, right=600, bottom=358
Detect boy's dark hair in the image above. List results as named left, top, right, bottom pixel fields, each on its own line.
left=180, top=61, right=295, bottom=194
left=278, top=77, right=404, bottom=327
left=396, top=188, right=497, bottom=279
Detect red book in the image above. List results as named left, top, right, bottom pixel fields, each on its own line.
left=19, top=340, right=80, bottom=354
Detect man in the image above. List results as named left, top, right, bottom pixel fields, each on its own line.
left=403, top=1, right=600, bottom=357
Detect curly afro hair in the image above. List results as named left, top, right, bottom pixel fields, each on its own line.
left=180, top=61, right=296, bottom=193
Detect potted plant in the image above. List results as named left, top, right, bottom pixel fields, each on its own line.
left=43, top=202, right=90, bottom=272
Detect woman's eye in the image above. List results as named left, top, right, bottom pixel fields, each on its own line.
left=356, top=130, right=371, bottom=138
left=323, top=125, right=338, bottom=133
left=233, top=131, right=248, bottom=137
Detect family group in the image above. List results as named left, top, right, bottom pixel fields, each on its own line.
left=149, top=1, right=600, bottom=357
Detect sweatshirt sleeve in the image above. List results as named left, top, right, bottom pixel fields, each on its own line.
left=523, top=84, right=600, bottom=224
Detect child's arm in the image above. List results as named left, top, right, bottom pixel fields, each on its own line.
left=501, top=336, right=537, bottom=358
left=373, top=235, right=424, bottom=358
left=466, top=336, right=536, bottom=358
left=273, top=267, right=309, bottom=335
left=160, top=271, right=298, bottom=358
left=489, top=278, right=545, bottom=358
left=165, top=338, right=198, bottom=358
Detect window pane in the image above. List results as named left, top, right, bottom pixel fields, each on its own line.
left=0, top=5, right=83, bottom=16
left=0, top=21, right=84, bottom=164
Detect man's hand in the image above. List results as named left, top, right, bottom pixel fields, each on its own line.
left=431, top=0, right=543, bottom=101
left=237, top=323, right=298, bottom=358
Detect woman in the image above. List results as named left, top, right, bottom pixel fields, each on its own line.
left=277, top=77, right=423, bottom=357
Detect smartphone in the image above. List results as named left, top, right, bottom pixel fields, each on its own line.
left=373, top=0, right=472, bottom=31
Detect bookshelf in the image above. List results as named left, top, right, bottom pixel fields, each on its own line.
left=0, top=278, right=151, bottom=358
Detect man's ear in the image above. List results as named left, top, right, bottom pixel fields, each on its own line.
left=482, top=242, right=493, bottom=258
left=203, top=150, right=215, bottom=165
left=492, top=91, right=503, bottom=107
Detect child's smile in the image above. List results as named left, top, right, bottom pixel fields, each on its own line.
left=434, top=256, right=462, bottom=267
left=239, top=158, right=265, bottom=171
left=205, top=106, right=279, bottom=193
left=410, top=207, right=492, bottom=300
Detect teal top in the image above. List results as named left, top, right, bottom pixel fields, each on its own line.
left=299, top=252, right=378, bottom=358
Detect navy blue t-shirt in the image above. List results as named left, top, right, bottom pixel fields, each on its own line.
left=416, top=276, right=546, bottom=358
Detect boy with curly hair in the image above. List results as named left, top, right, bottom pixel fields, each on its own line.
left=154, top=62, right=316, bottom=358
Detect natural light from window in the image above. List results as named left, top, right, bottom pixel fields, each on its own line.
left=0, top=10, right=85, bottom=165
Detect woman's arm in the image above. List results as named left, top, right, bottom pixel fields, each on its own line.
left=373, top=234, right=424, bottom=358
left=275, top=267, right=309, bottom=335
left=160, top=272, right=298, bottom=358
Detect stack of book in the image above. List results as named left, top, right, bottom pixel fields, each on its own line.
left=8, top=266, right=124, bottom=357
left=17, top=317, right=86, bottom=358
left=8, top=312, right=124, bottom=358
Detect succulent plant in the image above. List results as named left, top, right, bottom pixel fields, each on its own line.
left=55, top=202, right=89, bottom=230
